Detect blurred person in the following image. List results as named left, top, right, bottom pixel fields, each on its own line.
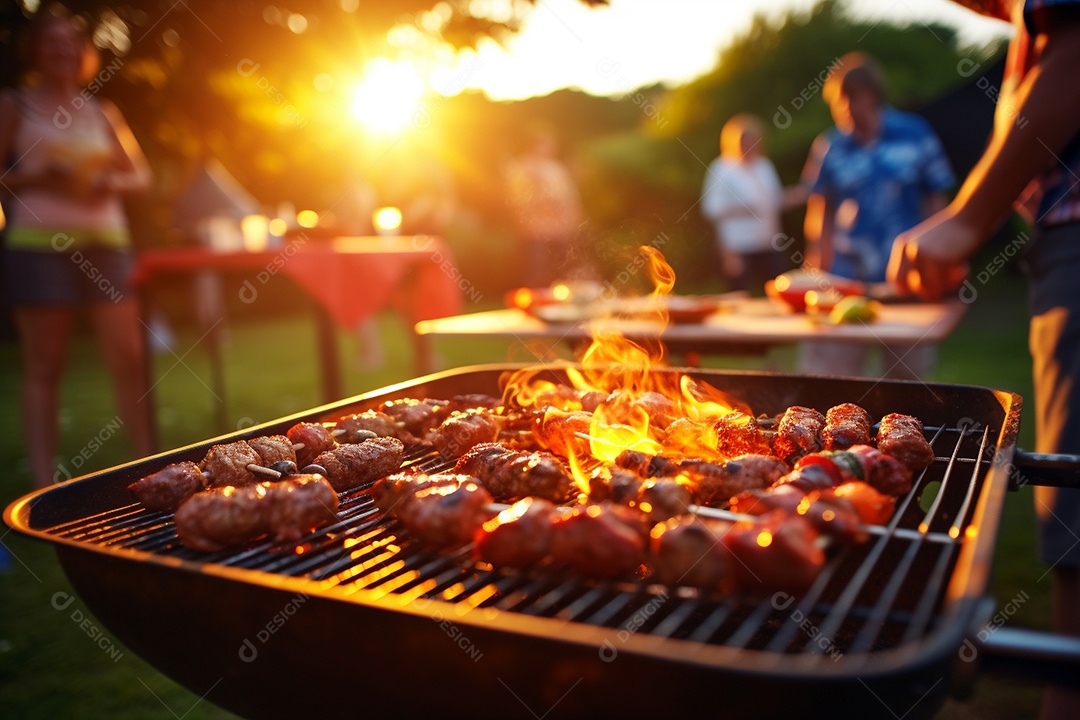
left=700, top=113, right=807, bottom=294
left=888, top=4, right=1080, bottom=717
left=0, top=9, right=153, bottom=489
left=505, top=123, right=585, bottom=287
left=799, top=52, right=955, bottom=379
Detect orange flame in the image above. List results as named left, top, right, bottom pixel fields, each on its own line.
left=502, top=245, right=749, bottom=473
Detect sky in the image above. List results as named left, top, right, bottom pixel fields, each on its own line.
left=453, top=0, right=1013, bottom=101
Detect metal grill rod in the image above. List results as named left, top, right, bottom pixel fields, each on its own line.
left=763, top=424, right=952, bottom=655
left=902, top=425, right=995, bottom=645
left=846, top=424, right=990, bottom=654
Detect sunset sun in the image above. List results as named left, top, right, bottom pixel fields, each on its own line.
left=350, top=59, right=426, bottom=135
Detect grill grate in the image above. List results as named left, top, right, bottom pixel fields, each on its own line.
left=42, top=423, right=992, bottom=658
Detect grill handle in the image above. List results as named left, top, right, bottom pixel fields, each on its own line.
left=1010, top=449, right=1080, bottom=489
left=971, top=626, right=1080, bottom=688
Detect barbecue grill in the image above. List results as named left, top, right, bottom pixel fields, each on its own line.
left=6, top=364, right=1080, bottom=719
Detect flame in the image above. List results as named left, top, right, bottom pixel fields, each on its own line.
left=501, top=245, right=750, bottom=476
left=643, top=245, right=676, bottom=303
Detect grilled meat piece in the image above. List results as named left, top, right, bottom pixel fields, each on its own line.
left=822, top=403, right=872, bottom=451
left=371, top=473, right=413, bottom=514
left=534, top=409, right=592, bottom=459
left=200, top=441, right=262, bottom=488
left=580, top=391, right=609, bottom=412
left=430, top=410, right=503, bottom=460
left=730, top=485, right=866, bottom=543
left=286, top=422, right=337, bottom=468
left=371, top=473, right=465, bottom=515
left=847, top=445, right=914, bottom=496
left=728, top=485, right=805, bottom=516
left=549, top=503, right=646, bottom=580
left=877, top=413, right=935, bottom=472
left=614, top=450, right=784, bottom=507
left=398, top=481, right=493, bottom=548
left=694, top=454, right=788, bottom=504
left=128, top=461, right=207, bottom=512
left=312, top=437, right=405, bottom=492
left=768, top=445, right=913, bottom=498
left=266, top=475, right=341, bottom=543
left=637, top=478, right=693, bottom=525
left=176, top=484, right=270, bottom=551
left=475, top=497, right=558, bottom=568
left=714, top=412, right=773, bottom=456
left=453, top=442, right=576, bottom=503
left=723, top=512, right=825, bottom=596
left=587, top=469, right=645, bottom=504
left=247, top=434, right=296, bottom=467
left=772, top=406, right=826, bottom=464
left=771, top=463, right=841, bottom=493
left=447, top=393, right=502, bottom=412
left=614, top=450, right=681, bottom=479
left=650, top=515, right=732, bottom=591
left=174, top=475, right=339, bottom=552
left=335, top=410, right=405, bottom=444
left=379, top=398, right=450, bottom=436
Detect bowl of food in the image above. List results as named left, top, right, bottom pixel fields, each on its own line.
left=766, top=271, right=865, bottom=313
left=663, top=295, right=723, bottom=324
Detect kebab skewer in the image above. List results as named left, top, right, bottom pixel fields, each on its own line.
left=129, top=436, right=298, bottom=513
left=175, top=474, right=340, bottom=552
left=168, top=436, right=404, bottom=551
left=129, top=430, right=401, bottom=512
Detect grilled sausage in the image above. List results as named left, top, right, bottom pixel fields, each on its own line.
left=200, top=441, right=262, bottom=488
left=128, top=461, right=206, bottom=512
left=822, top=403, right=872, bottom=450
left=453, top=442, right=576, bottom=503
left=246, top=434, right=296, bottom=466
left=475, top=497, right=558, bottom=568
left=286, top=422, right=337, bottom=468
left=174, top=475, right=339, bottom=552
left=772, top=406, right=826, bottom=464
left=312, top=437, right=405, bottom=492
left=397, top=481, right=493, bottom=548
left=876, top=413, right=935, bottom=473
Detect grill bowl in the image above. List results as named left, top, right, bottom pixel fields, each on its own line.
left=4, top=364, right=1021, bottom=719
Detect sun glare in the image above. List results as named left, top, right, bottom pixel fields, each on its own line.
left=350, top=59, right=426, bottom=135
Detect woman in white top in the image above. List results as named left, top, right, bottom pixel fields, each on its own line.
left=700, top=114, right=805, bottom=293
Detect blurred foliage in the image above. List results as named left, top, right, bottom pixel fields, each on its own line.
left=0, top=0, right=1007, bottom=300
left=580, top=0, right=1008, bottom=289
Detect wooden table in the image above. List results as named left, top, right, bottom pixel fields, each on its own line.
left=134, top=235, right=464, bottom=439
left=414, top=297, right=968, bottom=364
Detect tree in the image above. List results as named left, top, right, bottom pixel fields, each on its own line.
left=0, top=0, right=608, bottom=229
left=579, top=0, right=1007, bottom=289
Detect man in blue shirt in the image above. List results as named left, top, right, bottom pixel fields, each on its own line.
left=799, top=52, right=955, bottom=378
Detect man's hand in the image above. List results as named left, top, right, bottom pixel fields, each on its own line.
left=887, top=208, right=979, bottom=301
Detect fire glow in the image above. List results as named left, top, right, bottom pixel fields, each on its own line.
left=501, top=246, right=750, bottom=496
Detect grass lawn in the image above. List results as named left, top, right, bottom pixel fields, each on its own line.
left=0, top=271, right=1055, bottom=719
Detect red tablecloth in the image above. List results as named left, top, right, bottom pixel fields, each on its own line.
left=132, top=235, right=464, bottom=328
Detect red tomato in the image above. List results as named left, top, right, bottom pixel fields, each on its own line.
left=794, top=454, right=843, bottom=486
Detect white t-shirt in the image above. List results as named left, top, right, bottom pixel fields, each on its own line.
left=700, top=156, right=783, bottom=254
